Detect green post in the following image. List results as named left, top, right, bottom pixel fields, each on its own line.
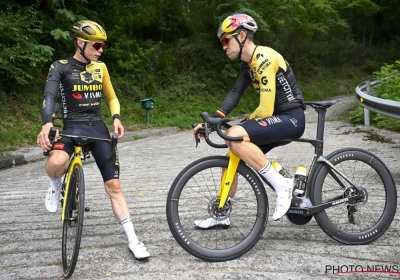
left=140, top=98, right=156, bottom=126
left=146, top=109, right=150, bottom=125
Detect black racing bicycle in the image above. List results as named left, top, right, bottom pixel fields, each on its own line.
left=166, top=100, right=397, bottom=262
left=45, top=127, right=118, bottom=278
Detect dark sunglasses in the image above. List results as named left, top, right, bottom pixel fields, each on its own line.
left=79, top=38, right=105, bottom=51
left=220, top=33, right=238, bottom=46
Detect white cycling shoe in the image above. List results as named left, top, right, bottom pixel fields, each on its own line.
left=129, top=241, right=150, bottom=259
left=272, top=179, right=293, bottom=221
left=194, top=217, right=230, bottom=229
left=45, top=185, right=61, bottom=213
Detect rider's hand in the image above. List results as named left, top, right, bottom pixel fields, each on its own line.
left=114, top=118, right=124, bottom=139
left=37, top=122, right=55, bottom=152
left=192, top=123, right=206, bottom=140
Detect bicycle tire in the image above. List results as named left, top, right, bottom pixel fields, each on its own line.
left=310, top=148, right=397, bottom=244
left=62, top=164, right=85, bottom=278
left=166, top=156, right=268, bottom=262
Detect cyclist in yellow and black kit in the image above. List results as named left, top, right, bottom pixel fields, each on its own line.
left=193, top=14, right=306, bottom=228
left=37, top=20, right=150, bottom=259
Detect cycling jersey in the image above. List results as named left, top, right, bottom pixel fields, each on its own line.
left=216, top=46, right=305, bottom=119
left=41, top=57, right=120, bottom=125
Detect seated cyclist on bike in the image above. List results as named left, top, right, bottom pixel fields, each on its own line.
left=192, top=14, right=306, bottom=228
left=36, top=20, right=150, bottom=259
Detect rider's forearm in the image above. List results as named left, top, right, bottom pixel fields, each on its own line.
left=41, top=80, right=59, bottom=125
left=217, top=71, right=251, bottom=116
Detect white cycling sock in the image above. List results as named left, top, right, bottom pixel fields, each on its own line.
left=258, top=161, right=289, bottom=194
left=50, top=177, right=62, bottom=191
left=120, top=216, right=139, bottom=244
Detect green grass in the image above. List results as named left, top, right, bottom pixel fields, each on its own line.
left=0, top=65, right=376, bottom=153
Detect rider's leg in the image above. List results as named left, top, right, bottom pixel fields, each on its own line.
left=104, top=179, right=150, bottom=259
left=226, top=125, right=293, bottom=220
left=45, top=150, right=70, bottom=212
left=226, top=126, right=290, bottom=189
left=46, top=150, right=70, bottom=179
left=104, top=179, right=131, bottom=220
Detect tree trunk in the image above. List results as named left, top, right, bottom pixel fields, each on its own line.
left=363, top=19, right=367, bottom=45
left=346, top=9, right=354, bottom=41
left=370, top=16, right=375, bottom=45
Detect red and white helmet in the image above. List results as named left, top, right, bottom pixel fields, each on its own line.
left=217, top=14, right=258, bottom=39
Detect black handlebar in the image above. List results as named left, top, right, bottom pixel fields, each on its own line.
left=193, top=112, right=244, bottom=148
left=43, top=127, right=118, bottom=160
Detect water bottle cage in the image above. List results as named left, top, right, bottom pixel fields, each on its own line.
left=293, top=175, right=307, bottom=196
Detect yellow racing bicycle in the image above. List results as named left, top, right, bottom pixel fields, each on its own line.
left=45, top=127, right=118, bottom=278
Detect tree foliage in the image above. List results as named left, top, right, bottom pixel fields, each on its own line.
left=0, top=0, right=399, bottom=101
left=0, top=3, right=53, bottom=96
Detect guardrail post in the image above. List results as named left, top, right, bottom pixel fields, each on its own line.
left=364, top=81, right=370, bottom=126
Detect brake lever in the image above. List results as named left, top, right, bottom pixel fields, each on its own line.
left=192, top=124, right=200, bottom=147
left=43, top=127, right=58, bottom=156
left=106, top=134, right=118, bottom=161
left=192, top=123, right=210, bottom=147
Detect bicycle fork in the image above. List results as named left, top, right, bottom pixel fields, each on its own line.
left=61, top=146, right=83, bottom=222
left=217, top=150, right=240, bottom=209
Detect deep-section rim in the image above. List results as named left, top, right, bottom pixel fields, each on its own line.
left=310, top=148, right=397, bottom=244
left=61, top=164, right=85, bottom=278
left=166, top=156, right=268, bottom=262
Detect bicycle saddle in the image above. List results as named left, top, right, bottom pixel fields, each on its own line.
left=305, top=100, right=339, bottom=109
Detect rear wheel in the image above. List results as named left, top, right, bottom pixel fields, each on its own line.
left=62, top=164, right=85, bottom=278
left=310, top=148, right=397, bottom=244
left=166, top=156, right=268, bottom=262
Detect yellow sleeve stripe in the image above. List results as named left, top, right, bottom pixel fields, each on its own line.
left=100, top=63, right=120, bottom=117
left=216, top=110, right=226, bottom=117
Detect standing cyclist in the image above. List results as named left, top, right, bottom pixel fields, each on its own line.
left=36, top=20, right=150, bottom=259
left=193, top=14, right=306, bottom=228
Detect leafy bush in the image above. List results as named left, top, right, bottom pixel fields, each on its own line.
left=0, top=4, right=54, bottom=99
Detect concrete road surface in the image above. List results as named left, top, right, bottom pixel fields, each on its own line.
left=1, top=96, right=399, bottom=279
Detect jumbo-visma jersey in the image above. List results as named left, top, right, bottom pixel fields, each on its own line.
left=41, top=57, right=120, bottom=125
left=246, top=46, right=305, bottom=119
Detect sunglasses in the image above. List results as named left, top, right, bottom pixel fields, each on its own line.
left=79, top=38, right=105, bottom=51
left=220, top=33, right=238, bottom=46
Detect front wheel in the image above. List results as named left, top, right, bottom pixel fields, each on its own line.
left=166, top=156, right=268, bottom=262
left=62, top=164, right=85, bottom=278
left=310, top=148, right=397, bottom=245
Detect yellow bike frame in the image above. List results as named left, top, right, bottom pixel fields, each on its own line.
left=61, top=146, right=83, bottom=222
left=217, top=150, right=240, bottom=209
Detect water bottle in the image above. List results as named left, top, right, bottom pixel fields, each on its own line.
left=272, top=161, right=291, bottom=178
left=293, top=165, right=307, bottom=196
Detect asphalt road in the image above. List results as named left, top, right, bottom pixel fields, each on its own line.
left=1, top=96, right=399, bottom=279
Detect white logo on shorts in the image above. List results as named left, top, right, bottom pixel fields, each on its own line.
left=290, top=118, right=298, bottom=127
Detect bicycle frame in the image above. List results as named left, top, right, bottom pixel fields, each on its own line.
left=61, top=146, right=83, bottom=222
left=216, top=139, right=365, bottom=216
left=200, top=102, right=365, bottom=214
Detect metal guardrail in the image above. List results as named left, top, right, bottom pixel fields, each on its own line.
left=355, top=78, right=400, bottom=125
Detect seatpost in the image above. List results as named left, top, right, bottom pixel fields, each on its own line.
left=315, top=106, right=327, bottom=141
